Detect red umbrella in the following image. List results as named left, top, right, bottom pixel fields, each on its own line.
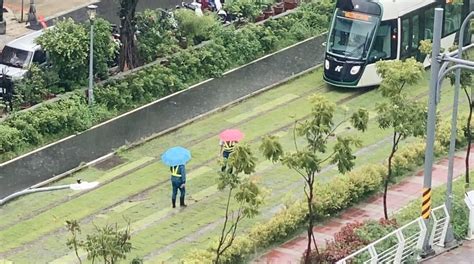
left=219, top=129, right=244, bottom=142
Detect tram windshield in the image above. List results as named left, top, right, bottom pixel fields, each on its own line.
left=327, top=9, right=379, bottom=60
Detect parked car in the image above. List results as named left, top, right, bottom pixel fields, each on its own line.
left=0, top=29, right=47, bottom=81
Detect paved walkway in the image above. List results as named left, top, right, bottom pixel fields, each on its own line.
left=424, top=240, right=474, bottom=264
left=255, top=146, right=474, bottom=263
left=1, top=0, right=94, bottom=48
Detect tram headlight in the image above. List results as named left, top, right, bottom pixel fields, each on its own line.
left=350, top=66, right=361, bottom=75
left=325, top=59, right=330, bottom=70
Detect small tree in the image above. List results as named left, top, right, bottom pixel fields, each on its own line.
left=36, top=18, right=116, bottom=88
left=260, top=94, right=368, bottom=263
left=36, top=18, right=88, bottom=89
left=118, top=0, right=140, bottom=71
left=66, top=219, right=83, bottom=264
left=135, top=9, right=179, bottom=63
left=65, top=219, right=133, bottom=264
left=215, top=144, right=264, bottom=263
left=174, top=9, right=219, bottom=45
left=375, top=58, right=426, bottom=219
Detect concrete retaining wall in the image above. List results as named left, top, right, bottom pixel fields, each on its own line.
left=0, top=34, right=327, bottom=198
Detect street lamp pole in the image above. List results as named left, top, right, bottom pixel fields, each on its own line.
left=443, top=11, right=474, bottom=247
left=421, top=7, right=444, bottom=257
left=87, top=5, right=97, bottom=106
left=421, top=8, right=474, bottom=256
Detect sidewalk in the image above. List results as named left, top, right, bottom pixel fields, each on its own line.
left=255, top=146, right=474, bottom=263
left=424, top=240, right=474, bottom=264
left=0, top=0, right=95, bottom=48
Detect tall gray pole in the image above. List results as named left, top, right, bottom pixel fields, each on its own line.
left=444, top=11, right=474, bottom=246
left=88, top=20, right=94, bottom=105
left=421, top=8, right=444, bottom=256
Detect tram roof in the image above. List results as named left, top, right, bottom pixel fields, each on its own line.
left=376, top=0, right=438, bottom=20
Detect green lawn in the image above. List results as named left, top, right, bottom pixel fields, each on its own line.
left=0, top=65, right=469, bottom=263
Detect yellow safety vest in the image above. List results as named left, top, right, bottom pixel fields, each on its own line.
left=170, top=166, right=182, bottom=177
left=223, top=141, right=235, bottom=152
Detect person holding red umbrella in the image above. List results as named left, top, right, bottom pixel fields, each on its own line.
left=219, top=129, right=244, bottom=172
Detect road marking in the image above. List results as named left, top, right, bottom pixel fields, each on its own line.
left=228, top=94, right=299, bottom=123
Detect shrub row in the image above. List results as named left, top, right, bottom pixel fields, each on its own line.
left=310, top=166, right=471, bottom=263
left=0, top=1, right=334, bottom=161
left=182, top=115, right=470, bottom=263
left=310, top=218, right=399, bottom=263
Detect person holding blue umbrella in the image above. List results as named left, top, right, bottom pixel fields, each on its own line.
left=161, top=146, right=191, bottom=208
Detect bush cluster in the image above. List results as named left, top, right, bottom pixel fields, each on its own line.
left=309, top=219, right=399, bottom=263
left=0, top=1, right=334, bottom=161
left=182, top=116, right=471, bottom=263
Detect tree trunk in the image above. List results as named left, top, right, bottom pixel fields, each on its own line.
left=215, top=188, right=233, bottom=264
left=465, top=100, right=473, bottom=188
left=304, top=178, right=318, bottom=263
left=384, top=132, right=399, bottom=220
left=118, top=0, right=139, bottom=71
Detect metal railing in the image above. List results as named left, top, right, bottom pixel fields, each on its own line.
left=429, top=205, right=450, bottom=247
left=336, top=205, right=450, bottom=264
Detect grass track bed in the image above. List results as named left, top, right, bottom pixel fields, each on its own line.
left=0, top=66, right=469, bottom=263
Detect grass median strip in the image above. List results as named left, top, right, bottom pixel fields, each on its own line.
left=2, top=64, right=469, bottom=263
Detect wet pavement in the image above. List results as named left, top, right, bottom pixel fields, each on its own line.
left=43, top=0, right=183, bottom=27
left=0, top=35, right=327, bottom=199
left=254, top=147, right=474, bottom=263
left=424, top=240, right=474, bottom=264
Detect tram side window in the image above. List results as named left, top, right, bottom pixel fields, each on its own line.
left=444, top=3, right=462, bottom=36
left=424, top=7, right=435, bottom=40
left=369, top=21, right=396, bottom=62
left=401, top=18, right=410, bottom=58
left=412, top=15, right=420, bottom=51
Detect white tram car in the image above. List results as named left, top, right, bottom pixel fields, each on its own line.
left=323, top=0, right=474, bottom=88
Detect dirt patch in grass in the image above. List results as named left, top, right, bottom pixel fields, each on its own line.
left=93, top=155, right=127, bottom=171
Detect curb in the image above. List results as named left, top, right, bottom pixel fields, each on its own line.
left=28, top=63, right=323, bottom=190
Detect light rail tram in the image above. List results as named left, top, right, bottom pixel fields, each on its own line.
left=324, top=0, right=474, bottom=88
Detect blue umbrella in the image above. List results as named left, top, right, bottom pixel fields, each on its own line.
left=161, top=146, right=191, bottom=166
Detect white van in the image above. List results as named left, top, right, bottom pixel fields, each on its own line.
left=0, top=29, right=47, bottom=80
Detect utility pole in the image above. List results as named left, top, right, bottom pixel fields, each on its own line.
left=443, top=10, right=474, bottom=247
left=422, top=8, right=474, bottom=256
left=421, top=7, right=443, bottom=257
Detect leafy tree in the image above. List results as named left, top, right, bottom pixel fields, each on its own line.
left=14, top=64, right=48, bottom=105
left=36, top=18, right=88, bottom=89
left=119, top=0, right=140, bottom=71
left=375, top=58, right=426, bottom=219
left=65, top=219, right=133, bottom=264
left=135, top=9, right=179, bottom=63
left=260, top=94, right=368, bottom=263
left=36, top=18, right=116, bottom=88
left=66, top=219, right=83, bottom=264
left=215, top=144, right=264, bottom=263
left=174, top=9, right=219, bottom=45
left=86, top=18, right=119, bottom=79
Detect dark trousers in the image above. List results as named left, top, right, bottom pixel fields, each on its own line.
left=171, top=176, right=185, bottom=200
left=221, top=150, right=233, bottom=173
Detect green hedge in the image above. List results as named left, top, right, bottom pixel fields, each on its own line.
left=0, top=1, right=334, bottom=161
left=182, top=116, right=470, bottom=263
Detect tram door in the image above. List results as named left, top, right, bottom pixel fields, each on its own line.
left=400, top=5, right=439, bottom=61
left=400, top=14, right=422, bottom=60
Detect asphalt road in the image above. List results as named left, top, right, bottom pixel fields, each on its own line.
left=40, top=0, right=182, bottom=27
left=0, top=35, right=327, bottom=199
